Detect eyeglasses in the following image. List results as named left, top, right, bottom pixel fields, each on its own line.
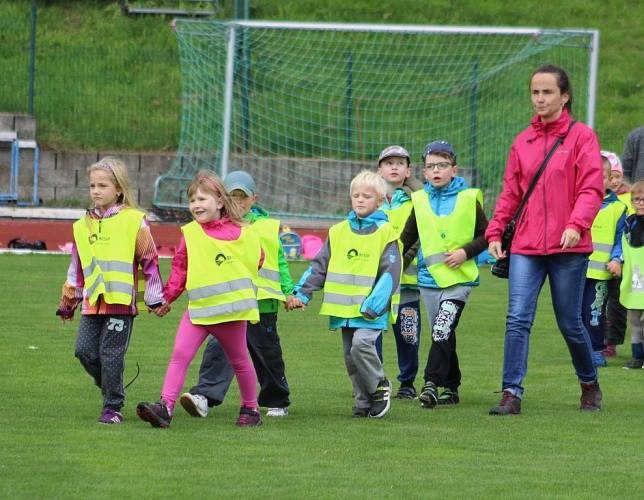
left=424, top=161, right=453, bottom=171
left=632, top=196, right=644, bottom=204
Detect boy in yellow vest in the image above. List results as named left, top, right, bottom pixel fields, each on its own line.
left=613, top=181, right=644, bottom=368
left=601, top=151, right=632, bottom=359
left=377, top=145, right=424, bottom=399
left=582, top=157, right=627, bottom=367
left=399, top=140, right=488, bottom=408
left=290, top=170, right=402, bottom=418
left=179, top=171, right=296, bottom=418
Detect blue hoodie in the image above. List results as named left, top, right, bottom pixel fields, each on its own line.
left=293, top=209, right=401, bottom=331
left=416, top=176, right=480, bottom=289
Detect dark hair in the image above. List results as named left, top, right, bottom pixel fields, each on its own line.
left=530, top=64, right=573, bottom=112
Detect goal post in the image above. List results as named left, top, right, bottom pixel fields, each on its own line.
left=154, top=20, right=599, bottom=216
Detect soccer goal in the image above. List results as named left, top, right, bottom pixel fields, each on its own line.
left=154, top=20, right=599, bottom=217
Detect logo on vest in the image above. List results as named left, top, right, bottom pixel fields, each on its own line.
left=347, top=248, right=370, bottom=261
left=215, top=253, right=232, bottom=266
left=88, top=233, right=110, bottom=245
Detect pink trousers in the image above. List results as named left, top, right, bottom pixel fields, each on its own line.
left=160, top=311, right=258, bottom=411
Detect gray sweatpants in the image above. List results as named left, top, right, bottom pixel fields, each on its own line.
left=628, top=309, right=644, bottom=344
left=75, top=314, right=134, bottom=411
left=341, top=327, right=385, bottom=410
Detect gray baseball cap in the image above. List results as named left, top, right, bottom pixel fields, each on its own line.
left=224, top=170, right=256, bottom=196
left=378, top=145, right=410, bottom=164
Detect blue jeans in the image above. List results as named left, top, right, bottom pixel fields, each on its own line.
left=502, top=253, right=597, bottom=398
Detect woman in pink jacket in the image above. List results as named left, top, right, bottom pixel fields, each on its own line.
left=486, top=64, right=604, bottom=415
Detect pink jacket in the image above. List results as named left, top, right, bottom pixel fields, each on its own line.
left=486, top=109, right=604, bottom=255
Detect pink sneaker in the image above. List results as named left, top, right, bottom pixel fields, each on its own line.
left=236, top=406, right=262, bottom=427
left=602, top=345, right=617, bottom=358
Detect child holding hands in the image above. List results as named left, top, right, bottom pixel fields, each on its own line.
left=290, top=170, right=401, bottom=418
left=56, top=157, right=166, bottom=424
left=136, top=171, right=263, bottom=428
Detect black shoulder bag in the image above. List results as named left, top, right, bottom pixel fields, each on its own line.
left=491, top=121, right=576, bottom=278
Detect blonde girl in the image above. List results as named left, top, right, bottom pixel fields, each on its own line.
left=137, top=170, right=264, bottom=428
left=57, top=157, right=165, bottom=424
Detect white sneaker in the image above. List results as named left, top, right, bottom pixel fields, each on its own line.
left=266, top=407, right=288, bottom=417
left=179, top=393, right=209, bottom=418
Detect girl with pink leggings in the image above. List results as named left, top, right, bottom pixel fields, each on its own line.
left=137, top=171, right=264, bottom=428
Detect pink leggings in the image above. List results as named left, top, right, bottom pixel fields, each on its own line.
left=160, top=311, right=258, bottom=411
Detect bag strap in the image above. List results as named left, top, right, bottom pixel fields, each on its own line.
left=508, top=120, right=577, bottom=226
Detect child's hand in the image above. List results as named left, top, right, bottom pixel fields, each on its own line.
left=287, top=296, right=305, bottom=311
left=150, top=303, right=171, bottom=317
left=606, top=260, right=622, bottom=277
left=55, top=309, right=74, bottom=323
left=444, top=249, right=467, bottom=269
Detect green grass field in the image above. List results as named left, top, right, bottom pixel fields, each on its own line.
left=1, top=253, right=642, bottom=498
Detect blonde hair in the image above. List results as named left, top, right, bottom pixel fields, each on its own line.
left=631, top=180, right=644, bottom=196
left=187, top=170, right=246, bottom=226
left=87, top=157, right=139, bottom=209
left=350, top=170, right=388, bottom=200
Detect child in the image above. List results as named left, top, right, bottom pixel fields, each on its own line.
left=582, top=156, right=626, bottom=367
left=179, top=170, right=295, bottom=418
left=399, top=140, right=488, bottom=408
left=56, top=157, right=165, bottom=424
left=136, top=171, right=263, bottom=428
left=602, top=151, right=632, bottom=358
left=289, top=170, right=402, bottom=418
left=377, top=145, right=424, bottom=399
left=617, top=181, right=644, bottom=369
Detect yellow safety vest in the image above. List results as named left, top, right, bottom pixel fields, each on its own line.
left=320, top=220, right=400, bottom=321
left=382, top=201, right=418, bottom=287
left=587, top=200, right=626, bottom=280
left=252, top=217, right=286, bottom=301
left=183, top=221, right=260, bottom=325
left=617, top=192, right=634, bottom=215
left=411, top=188, right=482, bottom=288
left=73, top=209, right=144, bottom=306
left=619, top=235, right=644, bottom=309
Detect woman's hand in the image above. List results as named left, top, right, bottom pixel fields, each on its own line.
left=488, top=240, right=505, bottom=260
left=560, top=228, right=581, bottom=249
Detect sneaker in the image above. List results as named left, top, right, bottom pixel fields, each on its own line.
left=395, top=384, right=417, bottom=400
left=437, top=389, right=460, bottom=406
left=602, top=344, right=617, bottom=358
left=592, top=350, right=607, bottom=368
left=580, top=382, right=602, bottom=411
left=489, top=390, right=521, bottom=415
left=623, top=358, right=644, bottom=369
left=136, top=401, right=172, bottom=428
left=266, top=407, right=288, bottom=417
left=352, top=406, right=370, bottom=418
left=368, top=378, right=392, bottom=418
left=236, top=406, right=262, bottom=427
left=98, top=408, right=124, bottom=424
left=180, top=392, right=209, bottom=418
left=419, top=382, right=438, bottom=409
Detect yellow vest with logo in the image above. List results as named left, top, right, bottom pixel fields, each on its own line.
left=183, top=221, right=260, bottom=325
left=411, top=188, right=482, bottom=288
left=382, top=200, right=418, bottom=287
left=619, top=235, right=644, bottom=309
left=252, top=217, right=286, bottom=301
left=320, top=220, right=400, bottom=321
left=587, top=200, right=626, bottom=280
left=73, top=209, right=144, bottom=306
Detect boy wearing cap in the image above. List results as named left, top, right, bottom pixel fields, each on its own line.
left=179, top=170, right=296, bottom=418
left=400, top=140, right=488, bottom=408
left=377, top=145, right=424, bottom=399
left=600, top=151, right=631, bottom=359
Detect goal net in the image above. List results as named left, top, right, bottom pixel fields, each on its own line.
left=154, top=20, right=598, bottom=217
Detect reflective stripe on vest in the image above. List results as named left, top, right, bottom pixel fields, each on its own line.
left=183, top=222, right=260, bottom=325
left=252, top=218, right=286, bottom=301
left=73, top=209, right=144, bottom=306
left=320, top=220, right=400, bottom=321
left=587, top=201, right=626, bottom=280
left=382, top=201, right=418, bottom=287
left=619, top=235, right=644, bottom=309
left=411, top=188, right=482, bottom=288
